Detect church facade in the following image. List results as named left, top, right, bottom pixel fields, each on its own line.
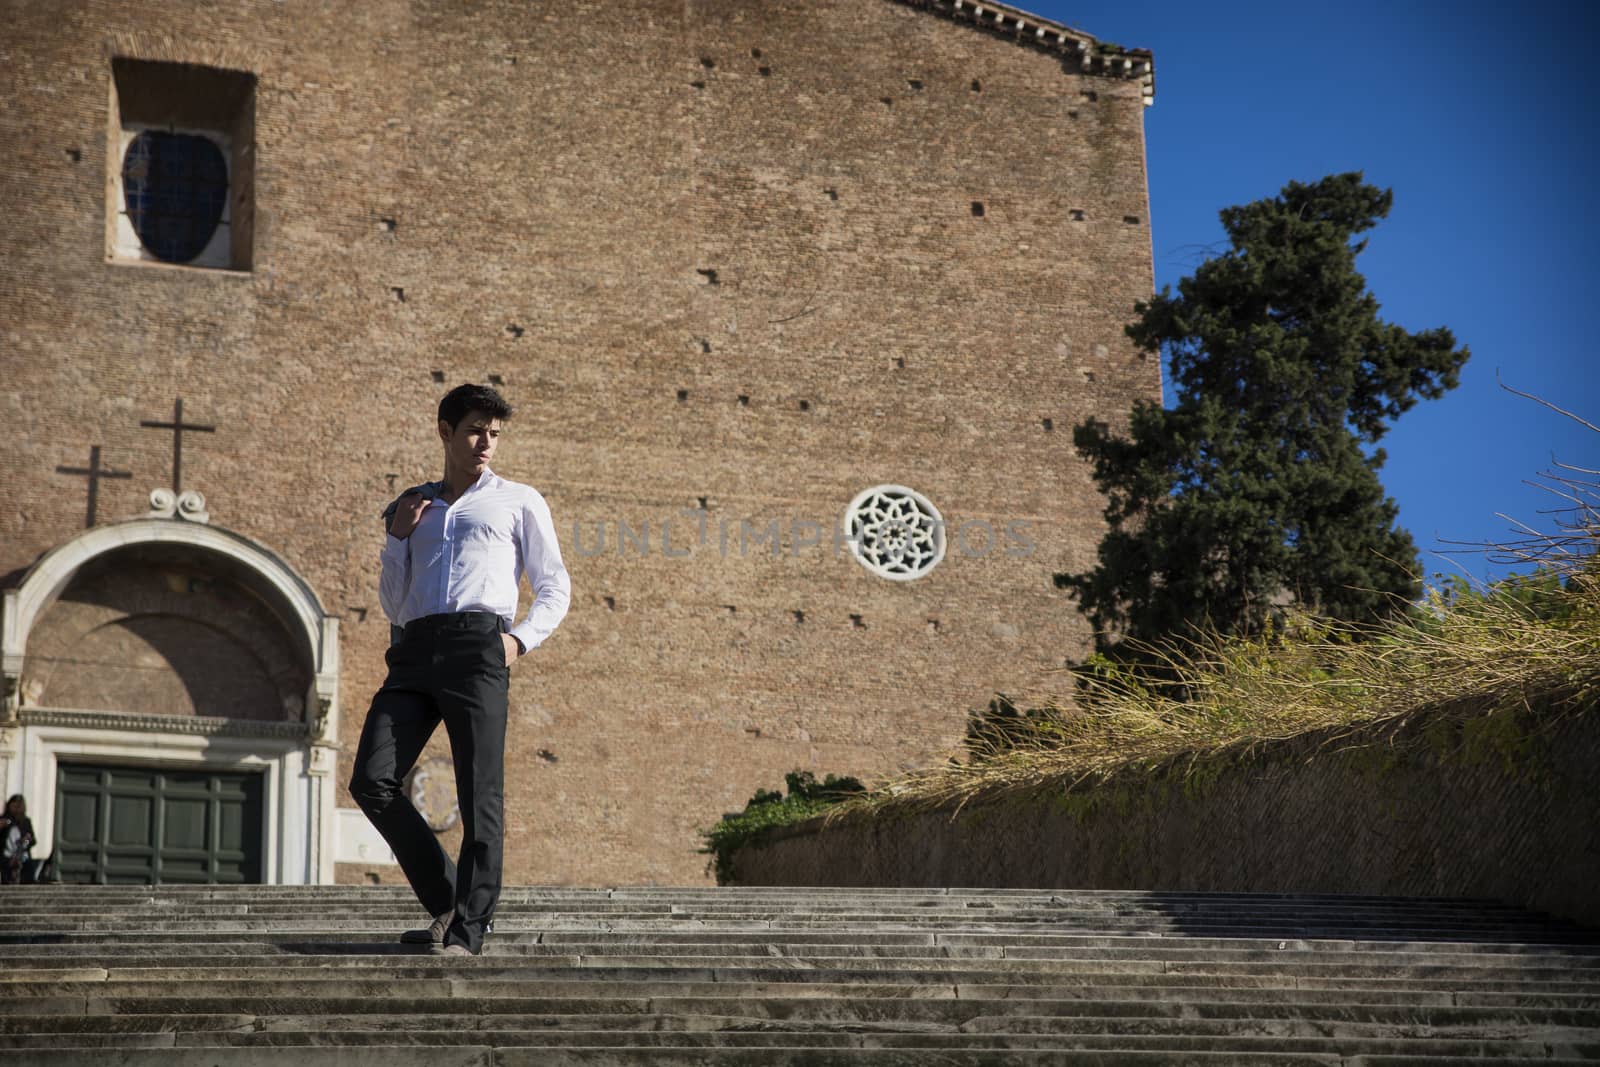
left=0, top=0, right=1159, bottom=886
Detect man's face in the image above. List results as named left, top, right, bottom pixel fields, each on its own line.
left=439, top=410, right=502, bottom=476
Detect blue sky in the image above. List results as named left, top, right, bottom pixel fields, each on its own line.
left=1023, top=1, right=1597, bottom=585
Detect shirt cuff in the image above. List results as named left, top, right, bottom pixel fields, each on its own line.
left=509, top=622, right=542, bottom=653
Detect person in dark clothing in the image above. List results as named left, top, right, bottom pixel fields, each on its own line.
left=1, top=794, right=36, bottom=885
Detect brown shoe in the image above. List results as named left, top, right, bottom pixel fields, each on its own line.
left=399, top=909, right=453, bottom=945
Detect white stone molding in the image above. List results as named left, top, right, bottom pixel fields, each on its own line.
left=18, top=708, right=309, bottom=740
left=0, top=518, right=341, bottom=883
left=148, top=488, right=211, bottom=523
left=2, top=518, right=338, bottom=739
left=905, top=0, right=1155, bottom=105
left=842, top=485, right=947, bottom=581
left=14, top=719, right=313, bottom=884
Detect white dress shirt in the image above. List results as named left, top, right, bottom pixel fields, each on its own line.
left=379, top=469, right=571, bottom=653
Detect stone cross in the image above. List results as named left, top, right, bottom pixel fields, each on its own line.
left=55, top=444, right=131, bottom=527
left=140, top=398, right=215, bottom=495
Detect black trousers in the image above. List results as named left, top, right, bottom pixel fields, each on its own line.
left=349, top=611, right=509, bottom=953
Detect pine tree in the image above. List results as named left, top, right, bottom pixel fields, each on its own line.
left=1059, top=173, right=1469, bottom=657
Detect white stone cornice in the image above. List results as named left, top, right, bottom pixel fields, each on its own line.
left=893, top=0, right=1156, bottom=106
left=19, top=707, right=309, bottom=740
left=0, top=517, right=339, bottom=743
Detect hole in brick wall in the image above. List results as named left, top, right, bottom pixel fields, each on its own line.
left=1082, top=370, right=1096, bottom=383
left=603, top=595, right=615, bottom=611
left=504, top=55, right=517, bottom=65
left=65, top=147, right=82, bottom=162
left=379, top=217, right=396, bottom=233
left=690, top=80, right=706, bottom=90
left=430, top=370, right=445, bottom=383
left=824, top=188, right=838, bottom=201
left=907, top=79, right=923, bottom=91
left=696, top=268, right=719, bottom=285
left=365, top=872, right=381, bottom=885
left=488, top=373, right=504, bottom=385
left=1068, top=110, right=1079, bottom=119
left=1123, top=215, right=1140, bottom=224
left=970, top=79, right=982, bottom=92
left=723, top=604, right=737, bottom=615
left=504, top=324, right=524, bottom=339
left=736, top=394, right=749, bottom=406
left=927, top=618, right=941, bottom=633
left=700, top=57, right=715, bottom=68
left=536, top=749, right=558, bottom=763
left=699, top=338, right=712, bottom=353
left=751, top=48, right=762, bottom=58
left=1069, top=209, right=1085, bottom=221
left=757, top=66, right=772, bottom=77
left=347, top=606, right=369, bottom=622
left=676, top=388, right=689, bottom=402
left=792, top=610, right=805, bottom=624
left=971, top=201, right=985, bottom=217
left=744, top=726, right=761, bottom=737
left=849, top=613, right=865, bottom=629
left=798, top=399, right=810, bottom=411
left=696, top=495, right=708, bottom=509
left=391, top=286, right=406, bottom=301
left=880, top=96, right=893, bottom=107
left=385, top=473, right=399, bottom=490
left=895, top=357, right=906, bottom=369
left=1042, top=417, right=1054, bottom=432
left=1081, top=89, right=1098, bottom=101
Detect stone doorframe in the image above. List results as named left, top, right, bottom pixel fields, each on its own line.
left=0, top=518, right=340, bottom=883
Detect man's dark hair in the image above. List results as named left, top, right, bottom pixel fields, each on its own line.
left=438, top=383, right=514, bottom=429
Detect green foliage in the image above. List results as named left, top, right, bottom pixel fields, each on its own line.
left=1058, top=173, right=1470, bottom=662
left=700, top=771, right=866, bottom=884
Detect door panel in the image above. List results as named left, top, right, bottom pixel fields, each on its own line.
left=54, top=763, right=264, bottom=884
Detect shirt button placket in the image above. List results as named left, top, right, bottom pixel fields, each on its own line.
left=440, top=499, right=455, bottom=614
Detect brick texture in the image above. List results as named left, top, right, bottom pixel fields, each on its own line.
left=0, top=0, right=1159, bottom=885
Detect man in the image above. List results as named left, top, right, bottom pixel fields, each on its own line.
left=350, top=383, right=570, bottom=956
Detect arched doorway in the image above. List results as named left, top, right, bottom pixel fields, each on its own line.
left=0, top=519, right=340, bottom=884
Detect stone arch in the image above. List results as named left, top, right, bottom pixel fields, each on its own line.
left=0, top=518, right=341, bottom=884
left=3, top=518, right=338, bottom=733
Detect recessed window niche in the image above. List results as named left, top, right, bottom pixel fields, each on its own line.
left=107, top=58, right=256, bottom=271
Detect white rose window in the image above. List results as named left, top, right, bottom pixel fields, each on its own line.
left=843, top=485, right=946, bottom=581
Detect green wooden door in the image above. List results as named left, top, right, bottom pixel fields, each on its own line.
left=54, top=764, right=264, bottom=884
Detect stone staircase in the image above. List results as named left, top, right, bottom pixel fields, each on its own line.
left=1, top=884, right=1597, bottom=1064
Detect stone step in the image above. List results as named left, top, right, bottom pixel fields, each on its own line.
left=2, top=902, right=1572, bottom=921
left=6, top=1020, right=1594, bottom=1060
left=15, top=1047, right=1600, bottom=1067
left=8, top=965, right=1600, bottom=998
left=9, top=992, right=1600, bottom=1025
left=7, top=1009, right=1597, bottom=1043
left=165, top=1029, right=1600, bottom=1056
left=7, top=955, right=1600, bottom=984
left=0, top=884, right=1591, bottom=1061
left=2, top=942, right=1598, bottom=968
left=5, top=923, right=1586, bottom=947
left=0, top=901, right=1550, bottom=924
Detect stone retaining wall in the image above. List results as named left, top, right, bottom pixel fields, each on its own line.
left=728, top=700, right=1600, bottom=928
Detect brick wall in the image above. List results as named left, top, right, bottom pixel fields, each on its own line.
left=727, top=701, right=1600, bottom=928
left=1, top=0, right=1159, bottom=885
